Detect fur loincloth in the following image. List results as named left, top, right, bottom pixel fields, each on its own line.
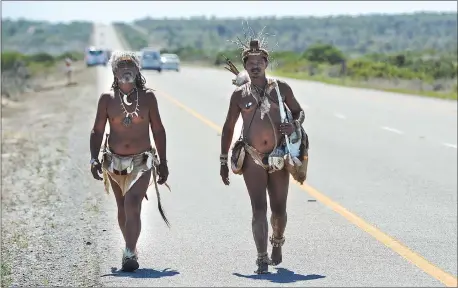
left=244, top=143, right=286, bottom=173
left=101, top=147, right=154, bottom=196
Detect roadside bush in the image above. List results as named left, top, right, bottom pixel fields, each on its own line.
left=25, top=53, right=55, bottom=68
left=302, top=43, right=346, bottom=65
left=1, top=51, right=26, bottom=71
left=55, top=51, right=84, bottom=61
left=1, top=51, right=85, bottom=72
left=26, top=53, right=55, bottom=63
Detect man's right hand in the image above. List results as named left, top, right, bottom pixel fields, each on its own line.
left=220, top=163, right=230, bottom=185
left=91, top=160, right=103, bottom=181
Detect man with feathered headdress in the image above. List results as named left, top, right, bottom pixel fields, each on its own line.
left=89, top=51, right=171, bottom=272
left=219, top=37, right=309, bottom=274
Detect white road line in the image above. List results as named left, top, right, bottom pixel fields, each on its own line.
left=442, top=143, right=457, bottom=149
left=334, top=113, right=347, bottom=120
left=381, top=126, right=404, bottom=135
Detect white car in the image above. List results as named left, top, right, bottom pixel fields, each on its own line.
left=140, top=49, right=162, bottom=72
left=160, top=54, right=180, bottom=72
left=85, top=47, right=108, bottom=67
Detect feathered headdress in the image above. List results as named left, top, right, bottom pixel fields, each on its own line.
left=242, top=39, right=269, bottom=62
left=224, top=23, right=274, bottom=86
left=109, top=50, right=140, bottom=73
left=223, top=39, right=270, bottom=76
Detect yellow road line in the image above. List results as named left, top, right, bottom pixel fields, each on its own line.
left=159, top=91, right=458, bottom=287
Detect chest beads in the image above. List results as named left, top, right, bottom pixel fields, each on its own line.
left=119, top=89, right=140, bottom=127
left=249, top=82, right=275, bottom=120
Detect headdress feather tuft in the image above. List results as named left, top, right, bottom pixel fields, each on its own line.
left=109, top=50, right=140, bottom=72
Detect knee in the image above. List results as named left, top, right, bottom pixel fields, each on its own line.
left=270, top=198, right=287, bottom=217
left=271, top=208, right=287, bottom=219
left=124, top=197, right=141, bottom=218
left=117, top=207, right=125, bottom=219
left=125, top=206, right=141, bottom=219
left=117, top=200, right=125, bottom=211
left=252, top=206, right=267, bottom=221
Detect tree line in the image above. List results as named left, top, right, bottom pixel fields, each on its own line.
left=114, top=13, right=457, bottom=98
left=126, top=12, right=457, bottom=55
left=1, top=19, right=93, bottom=55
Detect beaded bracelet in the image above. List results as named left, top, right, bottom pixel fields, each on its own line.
left=220, top=153, right=228, bottom=165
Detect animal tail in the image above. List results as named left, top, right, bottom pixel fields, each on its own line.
left=152, top=167, right=171, bottom=228
left=157, top=196, right=171, bottom=228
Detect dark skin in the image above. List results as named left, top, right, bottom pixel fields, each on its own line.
left=220, top=54, right=303, bottom=267
left=90, top=64, right=168, bottom=254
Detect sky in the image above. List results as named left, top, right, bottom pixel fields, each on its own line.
left=2, top=1, right=457, bottom=23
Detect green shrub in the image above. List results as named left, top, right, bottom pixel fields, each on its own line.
left=55, top=51, right=84, bottom=61
left=302, top=43, right=346, bottom=65
left=1, top=50, right=86, bottom=72
left=1, top=51, right=26, bottom=70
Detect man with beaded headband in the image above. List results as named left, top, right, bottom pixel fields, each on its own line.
left=220, top=36, right=309, bottom=274
left=89, top=51, right=170, bottom=272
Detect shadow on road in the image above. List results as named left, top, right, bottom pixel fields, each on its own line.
left=101, top=267, right=180, bottom=279
left=233, top=267, right=325, bottom=284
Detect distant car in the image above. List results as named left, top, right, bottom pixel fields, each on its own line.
left=161, top=53, right=180, bottom=72
left=140, top=49, right=162, bottom=72
left=85, top=47, right=108, bottom=67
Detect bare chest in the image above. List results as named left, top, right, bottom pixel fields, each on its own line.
left=238, top=87, right=283, bottom=121
left=107, top=96, right=149, bottom=126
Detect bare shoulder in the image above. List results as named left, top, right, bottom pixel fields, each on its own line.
left=99, top=90, right=114, bottom=104
left=276, top=79, right=292, bottom=91
left=142, top=88, right=159, bottom=110
left=276, top=79, right=294, bottom=100
left=231, top=84, right=245, bottom=103
left=101, top=90, right=114, bottom=98
left=141, top=87, right=156, bottom=99
left=143, top=88, right=157, bottom=98
left=143, top=87, right=156, bottom=95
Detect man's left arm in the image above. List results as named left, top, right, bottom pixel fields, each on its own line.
left=278, top=80, right=305, bottom=126
left=147, top=90, right=167, bottom=163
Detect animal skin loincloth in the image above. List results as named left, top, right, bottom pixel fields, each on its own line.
left=99, top=133, right=171, bottom=227
left=101, top=147, right=154, bottom=196
left=244, top=143, right=286, bottom=173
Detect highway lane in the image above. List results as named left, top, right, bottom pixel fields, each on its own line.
left=91, top=23, right=456, bottom=286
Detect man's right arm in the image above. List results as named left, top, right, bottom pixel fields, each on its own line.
left=220, top=89, right=241, bottom=156
left=90, top=93, right=109, bottom=160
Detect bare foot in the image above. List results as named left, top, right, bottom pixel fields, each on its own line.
left=121, top=248, right=139, bottom=272
left=122, top=256, right=139, bottom=272
left=269, top=235, right=285, bottom=266
left=255, top=253, right=271, bottom=274
left=270, top=246, right=282, bottom=266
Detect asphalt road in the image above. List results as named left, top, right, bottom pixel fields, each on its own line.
left=91, top=24, right=457, bottom=287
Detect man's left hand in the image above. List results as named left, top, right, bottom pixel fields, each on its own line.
left=157, top=163, right=169, bottom=184
left=279, top=122, right=295, bottom=136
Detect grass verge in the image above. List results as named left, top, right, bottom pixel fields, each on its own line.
left=270, top=70, right=458, bottom=100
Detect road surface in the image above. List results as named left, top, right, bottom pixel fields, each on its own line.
left=92, top=24, right=457, bottom=287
